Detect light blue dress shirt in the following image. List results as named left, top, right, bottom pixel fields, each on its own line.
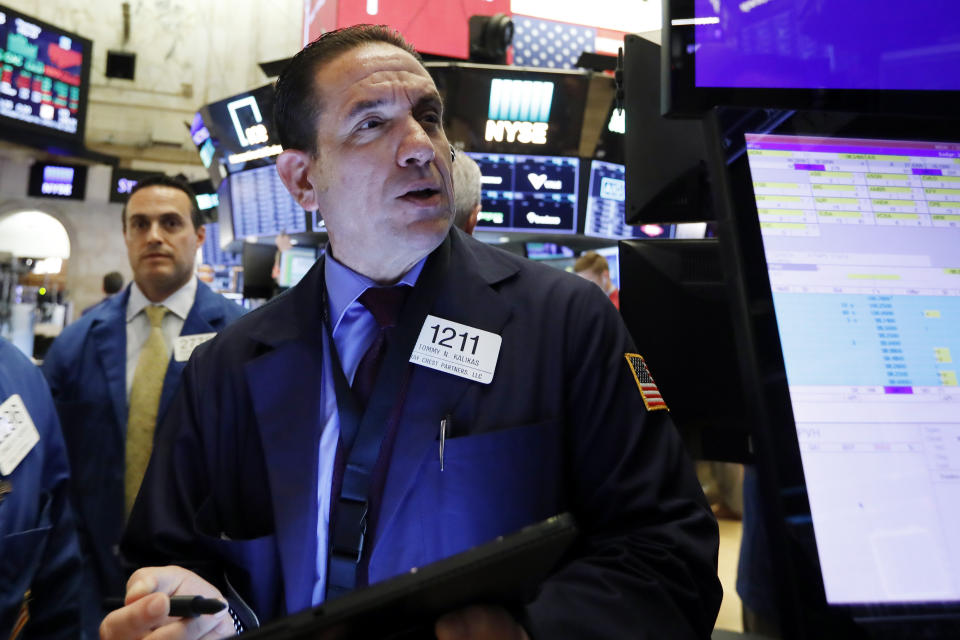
left=312, top=251, right=426, bottom=605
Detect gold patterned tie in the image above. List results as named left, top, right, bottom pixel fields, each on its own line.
left=125, top=304, right=170, bottom=517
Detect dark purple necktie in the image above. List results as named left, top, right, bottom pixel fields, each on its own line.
left=351, top=285, right=410, bottom=409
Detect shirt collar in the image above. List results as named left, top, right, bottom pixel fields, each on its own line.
left=324, top=251, right=426, bottom=334
left=126, top=276, right=198, bottom=323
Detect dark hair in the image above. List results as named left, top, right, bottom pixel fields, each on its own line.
left=102, top=271, right=124, bottom=294
left=274, top=24, right=421, bottom=154
left=121, top=175, right=203, bottom=231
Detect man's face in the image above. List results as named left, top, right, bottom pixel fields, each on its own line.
left=282, top=43, right=455, bottom=279
left=123, top=185, right=204, bottom=297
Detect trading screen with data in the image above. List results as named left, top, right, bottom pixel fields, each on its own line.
left=0, top=5, right=87, bottom=137
left=229, top=165, right=307, bottom=238
left=466, top=152, right=579, bottom=233
left=746, top=132, right=960, bottom=606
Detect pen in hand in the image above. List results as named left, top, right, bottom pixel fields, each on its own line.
left=104, top=595, right=226, bottom=618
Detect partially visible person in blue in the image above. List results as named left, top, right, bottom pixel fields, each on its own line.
left=0, top=337, right=85, bottom=639
left=41, top=175, right=244, bottom=636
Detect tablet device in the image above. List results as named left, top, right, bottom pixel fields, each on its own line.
left=243, top=513, right=578, bottom=639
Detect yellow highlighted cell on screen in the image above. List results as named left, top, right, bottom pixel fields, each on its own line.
left=841, top=153, right=911, bottom=161
left=924, top=310, right=942, bottom=318
left=815, top=197, right=859, bottom=204
left=928, top=201, right=955, bottom=208
left=756, top=195, right=805, bottom=203
left=934, top=347, right=952, bottom=363
left=869, top=186, right=912, bottom=193
left=753, top=182, right=803, bottom=189
left=867, top=173, right=909, bottom=180
left=748, top=150, right=794, bottom=157
left=940, top=371, right=958, bottom=387
left=812, top=184, right=856, bottom=191
left=944, top=268, right=960, bottom=275
left=759, top=222, right=808, bottom=230
left=923, top=175, right=960, bottom=182
left=818, top=211, right=862, bottom=218
left=847, top=273, right=901, bottom=280
left=876, top=213, right=919, bottom=220
left=924, top=188, right=960, bottom=196
left=809, top=171, right=853, bottom=178
left=873, top=201, right=917, bottom=208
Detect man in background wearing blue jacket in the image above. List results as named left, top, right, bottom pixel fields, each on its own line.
left=41, top=176, right=243, bottom=635
left=0, top=337, right=84, bottom=639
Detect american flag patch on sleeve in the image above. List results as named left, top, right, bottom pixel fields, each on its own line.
left=624, top=353, right=668, bottom=411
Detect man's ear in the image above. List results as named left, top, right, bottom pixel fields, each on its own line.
left=465, top=203, right=480, bottom=236
left=276, top=149, right=320, bottom=211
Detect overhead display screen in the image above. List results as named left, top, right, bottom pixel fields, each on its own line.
left=0, top=4, right=91, bottom=142
left=584, top=161, right=675, bottom=239
left=430, top=63, right=590, bottom=157
left=228, top=165, right=307, bottom=239
left=744, top=131, right=960, bottom=605
left=28, top=161, right=86, bottom=200
left=109, top=168, right=163, bottom=203
left=693, top=0, right=960, bottom=91
left=467, top=152, right=579, bottom=234
left=195, top=83, right=281, bottom=186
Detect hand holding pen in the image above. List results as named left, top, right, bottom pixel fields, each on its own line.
left=99, top=565, right=236, bottom=640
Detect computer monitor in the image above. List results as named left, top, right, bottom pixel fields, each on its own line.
left=711, top=109, right=960, bottom=636
left=619, top=238, right=751, bottom=462
left=229, top=165, right=308, bottom=239
left=467, top=152, right=580, bottom=234
left=0, top=4, right=93, bottom=149
left=201, top=222, right=240, bottom=268
left=276, top=246, right=318, bottom=289
left=241, top=242, right=277, bottom=300
left=584, top=160, right=676, bottom=239
left=663, top=0, right=960, bottom=117
left=622, top=34, right=712, bottom=224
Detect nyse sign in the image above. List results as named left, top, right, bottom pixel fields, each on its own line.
left=485, top=120, right=548, bottom=145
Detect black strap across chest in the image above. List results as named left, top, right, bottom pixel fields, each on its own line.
left=319, top=238, right=450, bottom=599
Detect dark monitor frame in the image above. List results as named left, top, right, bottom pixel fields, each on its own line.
left=704, top=107, right=960, bottom=638
left=241, top=241, right=277, bottom=300
left=618, top=238, right=752, bottom=463
left=624, top=33, right=712, bottom=224
left=662, top=0, right=960, bottom=119
left=0, top=4, right=93, bottom=149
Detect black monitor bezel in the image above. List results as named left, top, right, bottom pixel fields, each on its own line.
left=0, top=4, right=93, bottom=149
left=662, top=0, right=960, bottom=119
left=706, top=107, right=960, bottom=637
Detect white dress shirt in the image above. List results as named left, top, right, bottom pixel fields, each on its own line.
left=125, top=277, right=198, bottom=401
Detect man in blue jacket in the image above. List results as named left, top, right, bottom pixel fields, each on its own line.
left=41, top=176, right=244, bottom=634
left=0, top=337, right=84, bottom=639
left=102, top=26, right=721, bottom=640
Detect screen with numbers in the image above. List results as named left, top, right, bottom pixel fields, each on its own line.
left=0, top=4, right=91, bottom=144
left=228, top=165, right=307, bottom=239
left=744, top=130, right=960, bottom=606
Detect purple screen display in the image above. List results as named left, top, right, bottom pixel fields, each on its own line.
left=694, top=0, right=960, bottom=91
